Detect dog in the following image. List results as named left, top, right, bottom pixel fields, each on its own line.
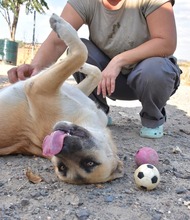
left=0, top=14, right=123, bottom=184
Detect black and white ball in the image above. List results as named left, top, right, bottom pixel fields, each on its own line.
left=134, top=164, right=160, bottom=190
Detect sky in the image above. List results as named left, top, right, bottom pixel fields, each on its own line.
left=0, top=0, right=189, bottom=61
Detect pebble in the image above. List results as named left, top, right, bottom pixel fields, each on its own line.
left=40, top=190, right=49, bottom=197
left=76, top=209, right=90, bottom=220
left=151, top=213, right=163, bottom=220
left=104, top=195, right=114, bottom=202
left=175, top=187, right=187, bottom=194
left=70, top=194, right=80, bottom=206
left=184, top=195, right=190, bottom=201
left=30, top=191, right=41, bottom=198
left=32, top=207, right=41, bottom=215
left=162, top=159, right=170, bottom=165
left=21, top=199, right=30, bottom=206
left=46, top=204, right=58, bottom=211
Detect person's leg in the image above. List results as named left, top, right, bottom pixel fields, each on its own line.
left=126, top=57, right=181, bottom=138
left=73, top=40, right=181, bottom=138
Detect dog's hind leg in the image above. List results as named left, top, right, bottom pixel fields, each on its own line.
left=76, top=63, right=102, bottom=96
left=25, top=14, right=87, bottom=95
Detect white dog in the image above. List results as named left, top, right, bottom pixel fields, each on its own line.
left=0, top=14, right=123, bottom=184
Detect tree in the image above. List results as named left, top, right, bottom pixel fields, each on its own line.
left=0, top=0, right=49, bottom=41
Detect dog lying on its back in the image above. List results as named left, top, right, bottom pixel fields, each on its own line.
left=0, top=14, right=123, bottom=184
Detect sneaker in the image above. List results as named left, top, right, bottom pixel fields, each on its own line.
left=140, top=125, right=163, bottom=139
left=107, top=116, right=113, bottom=126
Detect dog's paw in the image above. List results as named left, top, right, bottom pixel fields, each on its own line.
left=49, top=13, right=62, bottom=33
left=49, top=13, right=78, bottom=42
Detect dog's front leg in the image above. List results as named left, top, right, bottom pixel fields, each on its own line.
left=25, top=14, right=87, bottom=96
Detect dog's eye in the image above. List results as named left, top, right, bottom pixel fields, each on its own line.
left=86, top=161, right=94, bottom=167
left=58, top=162, right=68, bottom=176
left=83, top=160, right=96, bottom=167
left=80, top=158, right=100, bottom=173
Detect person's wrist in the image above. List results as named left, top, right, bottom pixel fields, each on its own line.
left=31, top=61, right=43, bottom=72
left=113, top=54, right=125, bottom=69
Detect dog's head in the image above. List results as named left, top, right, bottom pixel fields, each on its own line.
left=43, top=121, right=123, bottom=184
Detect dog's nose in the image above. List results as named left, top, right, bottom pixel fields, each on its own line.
left=60, top=136, right=82, bottom=154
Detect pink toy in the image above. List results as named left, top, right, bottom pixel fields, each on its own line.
left=135, top=147, right=159, bottom=166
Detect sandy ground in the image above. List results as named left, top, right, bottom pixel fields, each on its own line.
left=0, top=63, right=190, bottom=220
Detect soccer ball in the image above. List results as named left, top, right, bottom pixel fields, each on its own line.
left=134, top=164, right=160, bottom=190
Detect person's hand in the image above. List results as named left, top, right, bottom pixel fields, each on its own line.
left=7, top=64, right=40, bottom=83
left=97, top=58, right=122, bottom=98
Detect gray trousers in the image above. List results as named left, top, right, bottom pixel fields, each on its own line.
left=73, top=39, right=182, bottom=128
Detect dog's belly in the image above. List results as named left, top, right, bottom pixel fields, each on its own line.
left=59, top=83, right=102, bottom=122
left=60, top=83, right=95, bottom=108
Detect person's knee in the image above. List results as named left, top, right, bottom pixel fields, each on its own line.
left=128, top=57, right=173, bottom=99
left=138, top=57, right=166, bottom=84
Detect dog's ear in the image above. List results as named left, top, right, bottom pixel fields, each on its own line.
left=108, top=160, right=124, bottom=181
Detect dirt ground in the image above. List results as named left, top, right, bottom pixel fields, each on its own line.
left=0, top=64, right=190, bottom=220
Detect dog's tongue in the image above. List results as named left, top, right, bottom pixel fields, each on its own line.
left=42, top=130, right=68, bottom=157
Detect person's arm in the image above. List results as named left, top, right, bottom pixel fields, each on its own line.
left=115, top=2, right=176, bottom=66
left=97, top=2, right=177, bottom=97
left=8, top=3, right=84, bottom=83
left=31, top=3, right=85, bottom=71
